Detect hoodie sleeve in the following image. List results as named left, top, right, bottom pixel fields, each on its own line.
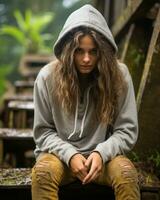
left=94, top=64, right=138, bottom=163
left=33, top=72, right=78, bottom=166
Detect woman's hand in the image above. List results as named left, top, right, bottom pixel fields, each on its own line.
left=69, top=153, right=88, bottom=182
left=82, top=152, right=103, bottom=184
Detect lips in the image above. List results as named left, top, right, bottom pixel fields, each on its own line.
left=77, top=65, right=94, bottom=74
left=80, top=67, right=92, bottom=71
left=80, top=65, right=92, bottom=68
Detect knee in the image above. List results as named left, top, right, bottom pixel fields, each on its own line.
left=32, top=163, right=53, bottom=185
left=108, top=156, right=138, bottom=185
left=32, top=153, right=64, bottom=185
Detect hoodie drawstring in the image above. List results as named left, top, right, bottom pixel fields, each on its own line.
left=68, top=87, right=91, bottom=139
left=67, top=95, right=79, bottom=139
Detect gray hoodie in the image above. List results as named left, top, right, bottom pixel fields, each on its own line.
left=33, top=4, right=138, bottom=166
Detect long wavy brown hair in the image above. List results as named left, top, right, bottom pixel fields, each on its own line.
left=54, top=27, right=126, bottom=125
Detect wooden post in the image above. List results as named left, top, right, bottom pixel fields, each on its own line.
left=120, top=23, right=135, bottom=62
left=112, top=0, right=142, bottom=37
left=0, top=140, right=3, bottom=165
left=136, top=7, right=160, bottom=111
left=111, top=0, right=157, bottom=39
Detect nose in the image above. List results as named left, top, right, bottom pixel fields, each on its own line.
left=83, top=52, right=90, bottom=63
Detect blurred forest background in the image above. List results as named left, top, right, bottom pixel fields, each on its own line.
left=0, top=1, right=160, bottom=192
left=0, top=0, right=94, bottom=109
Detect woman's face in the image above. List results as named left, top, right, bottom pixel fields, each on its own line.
left=74, top=34, right=98, bottom=75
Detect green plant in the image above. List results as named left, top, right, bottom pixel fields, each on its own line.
left=0, top=65, right=13, bottom=97
left=146, top=150, right=160, bottom=180
left=128, top=151, right=141, bottom=162
left=0, top=10, right=54, bottom=54
left=148, top=150, right=160, bottom=168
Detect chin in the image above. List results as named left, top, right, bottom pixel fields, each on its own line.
left=79, top=70, right=92, bottom=74
left=79, top=68, right=94, bottom=73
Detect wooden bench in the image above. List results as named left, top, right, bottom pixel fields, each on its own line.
left=14, top=80, right=34, bottom=94
left=0, top=168, right=32, bottom=200
left=0, top=168, right=114, bottom=200
left=1, top=94, right=33, bottom=128
left=0, top=168, right=160, bottom=200
left=0, top=127, right=159, bottom=199
left=19, top=54, right=54, bottom=81
left=3, top=94, right=33, bottom=103
left=22, top=71, right=38, bottom=81
left=4, top=100, right=34, bottom=128
left=0, top=128, right=35, bottom=167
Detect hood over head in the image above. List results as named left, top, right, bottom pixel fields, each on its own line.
left=54, top=4, right=117, bottom=58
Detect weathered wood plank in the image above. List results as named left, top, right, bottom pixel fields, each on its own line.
left=4, top=100, right=34, bottom=128
left=0, top=128, right=33, bottom=139
left=14, top=80, right=34, bottom=94
left=0, top=140, right=3, bottom=166
left=0, top=168, right=160, bottom=200
left=136, top=7, right=160, bottom=111
left=112, top=0, right=157, bottom=39
left=118, top=18, right=151, bottom=95
left=4, top=94, right=33, bottom=102
left=120, top=23, right=135, bottom=62
left=135, top=32, right=160, bottom=156
left=8, top=101, right=34, bottom=111
left=19, top=54, right=54, bottom=79
left=0, top=129, right=34, bottom=167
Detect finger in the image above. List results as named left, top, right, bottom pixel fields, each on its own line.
left=80, top=168, right=88, bottom=178
left=83, top=166, right=101, bottom=184
left=83, top=169, right=100, bottom=184
left=75, top=166, right=88, bottom=181
left=85, top=156, right=92, bottom=168
left=77, top=173, right=84, bottom=182
left=82, top=165, right=97, bottom=184
left=73, top=170, right=83, bottom=181
left=83, top=162, right=102, bottom=184
left=78, top=171, right=88, bottom=182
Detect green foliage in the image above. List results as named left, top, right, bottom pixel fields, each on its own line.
left=0, top=65, right=13, bottom=97
left=129, top=150, right=160, bottom=179
left=129, top=150, right=160, bottom=166
left=0, top=10, right=54, bottom=54
left=148, top=150, right=160, bottom=168
left=128, top=151, right=141, bottom=162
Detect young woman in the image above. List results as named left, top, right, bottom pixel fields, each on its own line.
left=32, top=4, right=140, bottom=200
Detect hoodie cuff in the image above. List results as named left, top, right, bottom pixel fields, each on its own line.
left=63, top=148, right=78, bottom=166
left=94, top=146, right=110, bottom=164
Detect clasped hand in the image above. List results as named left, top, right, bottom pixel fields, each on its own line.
left=69, top=152, right=103, bottom=185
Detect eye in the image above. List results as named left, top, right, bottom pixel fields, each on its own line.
left=89, top=48, right=98, bottom=55
left=75, top=48, right=83, bottom=54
